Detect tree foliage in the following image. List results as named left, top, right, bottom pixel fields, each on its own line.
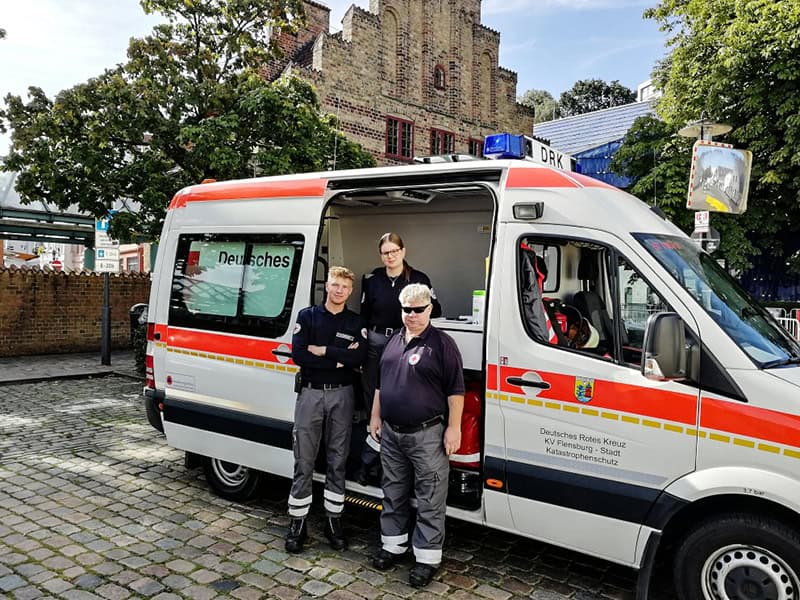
left=518, top=89, right=559, bottom=123
left=558, top=79, right=636, bottom=117
left=0, top=0, right=375, bottom=242
left=616, top=0, right=800, bottom=280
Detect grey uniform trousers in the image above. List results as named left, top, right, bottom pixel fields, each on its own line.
left=379, top=421, right=449, bottom=565
left=288, top=385, right=355, bottom=518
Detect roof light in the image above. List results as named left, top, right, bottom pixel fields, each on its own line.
left=483, top=133, right=525, bottom=159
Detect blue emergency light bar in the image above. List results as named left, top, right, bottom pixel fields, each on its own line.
left=483, top=133, right=525, bottom=159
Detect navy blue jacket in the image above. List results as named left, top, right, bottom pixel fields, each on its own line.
left=360, top=267, right=442, bottom=331
left=291, top=304, right=367, bottom=386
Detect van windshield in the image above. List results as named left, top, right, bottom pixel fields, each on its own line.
left=635, top=233, right=800, bottom=368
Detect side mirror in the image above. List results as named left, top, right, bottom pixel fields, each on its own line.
left=642, top=312, right=687, bottom=381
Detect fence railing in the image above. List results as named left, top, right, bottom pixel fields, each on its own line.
left=776, top=317, right=800, bottom=341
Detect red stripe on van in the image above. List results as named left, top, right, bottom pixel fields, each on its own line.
left=701, top=397, right=800, bottom=449
left=166, top=327, right=294, bottom=365
left=169, top=178, right=328, bottom=209
left=564, top=172, right=617, bottom=189
left=506, top=168, right=580, bottom=189
left=497, top=366, right=698, bottom=425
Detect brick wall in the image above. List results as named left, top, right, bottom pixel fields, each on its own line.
left=0, top=267, right=151, bottom=357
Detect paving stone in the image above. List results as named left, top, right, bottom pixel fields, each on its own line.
left=189, top=570, right=220, bottom=584
left=73, top=574, right=104, bottom=590
left=268, top=585, right=302, bottom=600
left=238, top=573, right=276, bottom=591
left=252, top=560, right=282, bottom=576
left=0, top=575, right=26, bottom=592
left=95, top=583, right=131, bottom=600
left=129, top=578, right=165, bottom=597
left=180, top=585, right=218, bottom=600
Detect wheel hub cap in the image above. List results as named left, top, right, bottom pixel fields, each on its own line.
left=703, top=545, right=798, bottom=600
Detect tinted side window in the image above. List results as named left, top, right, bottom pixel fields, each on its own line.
left=169, top=233, right=304, bottom=338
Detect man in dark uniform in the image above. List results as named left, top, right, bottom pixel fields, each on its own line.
left=286, top=266, right=367, bottom=553
left=368, top=283, right=464, bottom=588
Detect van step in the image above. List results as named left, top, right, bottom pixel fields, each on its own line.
left=345, top=494, right=382, bottom=511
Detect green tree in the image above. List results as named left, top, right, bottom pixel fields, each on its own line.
left=518, top=89, right=559, bottom=123
left=635, top=0, right=800, bottom=283
left=0, top=0, right=374, bottom=242
left=558, top=79, right=636, bottom=117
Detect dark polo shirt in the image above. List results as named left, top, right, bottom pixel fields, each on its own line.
left=377, top=324, right=465, bottom=427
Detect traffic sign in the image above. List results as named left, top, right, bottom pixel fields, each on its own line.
left=95, top=248, right=120, bottom=260
left=51, top=260, right=63, bottom=271
left=694, top=211, right=710, bottom=233
left=96, top=259, right=120, bottom=273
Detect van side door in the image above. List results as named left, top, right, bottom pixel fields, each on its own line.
left=489, top=224, right=700, bottom=566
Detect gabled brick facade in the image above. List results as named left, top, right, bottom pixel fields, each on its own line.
left=266, top=0, right=534, bottom=164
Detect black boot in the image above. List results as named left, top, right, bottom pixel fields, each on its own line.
left=284, top=518, right=307, bottom=553
left=324, top=516, right=346, bottom=551
left=409, top=562, right=439, bottom=588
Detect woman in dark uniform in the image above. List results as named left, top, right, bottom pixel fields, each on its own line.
left=356, top=232, right=442, bottom=483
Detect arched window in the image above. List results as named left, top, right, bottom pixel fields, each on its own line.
left=433, top=65, right=446, bottom=90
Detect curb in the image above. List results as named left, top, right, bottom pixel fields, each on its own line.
left=0, top=370, right=144, bottom=386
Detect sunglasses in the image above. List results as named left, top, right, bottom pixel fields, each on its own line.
left=401, top=304, right=430, bottom=314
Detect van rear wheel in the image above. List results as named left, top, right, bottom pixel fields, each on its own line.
left=674, top=512, right=800, bottom=600
left=202, top=457, right=261, bottom=501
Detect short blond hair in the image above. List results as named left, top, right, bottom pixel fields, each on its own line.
left=399, top=283, right=431, bottom=305
left=328, top=266, right=355, bottom=283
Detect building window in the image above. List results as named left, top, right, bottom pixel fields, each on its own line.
left=126, top=257, right=139, bottom=272
left=468, top=138, right=484, bottom=157
left=433, top=65, right=446, bottom=90
left=386, top=117, right=414, bottom=159
left=430, top=128, right=454, bottom=155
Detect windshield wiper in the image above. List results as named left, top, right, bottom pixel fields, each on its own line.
left=762, top=356, right=800, bottom=369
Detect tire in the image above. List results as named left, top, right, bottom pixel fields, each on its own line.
left=145, top=395, right=164, bottom=433
left=674, top=512, right=800, bottom=600
left=202, top=457, right=262, bottom=501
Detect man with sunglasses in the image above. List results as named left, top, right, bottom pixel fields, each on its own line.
left=368, top=283, right=464, bottom=588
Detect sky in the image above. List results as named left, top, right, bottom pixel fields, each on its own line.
left=0, top=0, right=669, bottom=153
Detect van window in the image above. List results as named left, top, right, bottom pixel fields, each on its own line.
left=169, top=233, right=304, bottom=338
left=616, top=255, right=670, bottom=366
left=517, top=237, right=673, bottom=366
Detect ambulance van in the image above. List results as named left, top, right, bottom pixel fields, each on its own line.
left=144, top=134, right=800, bottom=600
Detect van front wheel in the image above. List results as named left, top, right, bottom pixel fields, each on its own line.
left=202, top=457, right=261, bottom=501
left=674, top=512, right=800, bottom=600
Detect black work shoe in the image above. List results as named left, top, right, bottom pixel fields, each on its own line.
left=372, top=548, right=404, bottom=571
left=284, top=518, right=307, bottom=554
left=324, top=517, right=346, bottom=551
left=409, top=562, right=439, bottom=588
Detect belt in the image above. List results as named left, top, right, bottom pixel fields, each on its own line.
left=386, top=414, right=444, bottom=434
left=371, top=326, right=395, bottom=336
left=304, top=382, right=349, bottom=390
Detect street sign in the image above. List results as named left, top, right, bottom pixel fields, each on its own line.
left=691, top=226, right=721, bottom=253
left=95, top=248, right=120, bottom=260
left=96, top=259, right=120, bottom=273
left=51, top=260, right=63, bottom=271
left=694, top=211, right=710, bottom=233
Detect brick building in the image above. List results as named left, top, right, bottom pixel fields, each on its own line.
left=267, top=0, right=534, bottom=164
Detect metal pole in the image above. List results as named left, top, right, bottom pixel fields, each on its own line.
left=100, top=272, right=111, bottom=365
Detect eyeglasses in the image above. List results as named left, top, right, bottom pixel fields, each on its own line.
left=401, top=304, right=430, bottom=314
left=380, top=248, right=402, bottom=257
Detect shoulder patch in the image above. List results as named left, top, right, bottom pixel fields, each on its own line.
left=364, top=273, right=374, bottom=279
left=293, top=323, right=301, bottom=334
left=430, top=287, right=438, bottom=299
left=361, top=328, right=368, bottom=339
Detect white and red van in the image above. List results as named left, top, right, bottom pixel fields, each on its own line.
left=144, top=134, right=800, bottom=600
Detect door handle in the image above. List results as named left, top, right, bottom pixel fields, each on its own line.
left=505, top=376, right=551, bottom=390
left=272, top=349, right=292, bottom=358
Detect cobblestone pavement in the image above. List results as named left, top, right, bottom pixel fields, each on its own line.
left=0, top=376, right=663, bottom=600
